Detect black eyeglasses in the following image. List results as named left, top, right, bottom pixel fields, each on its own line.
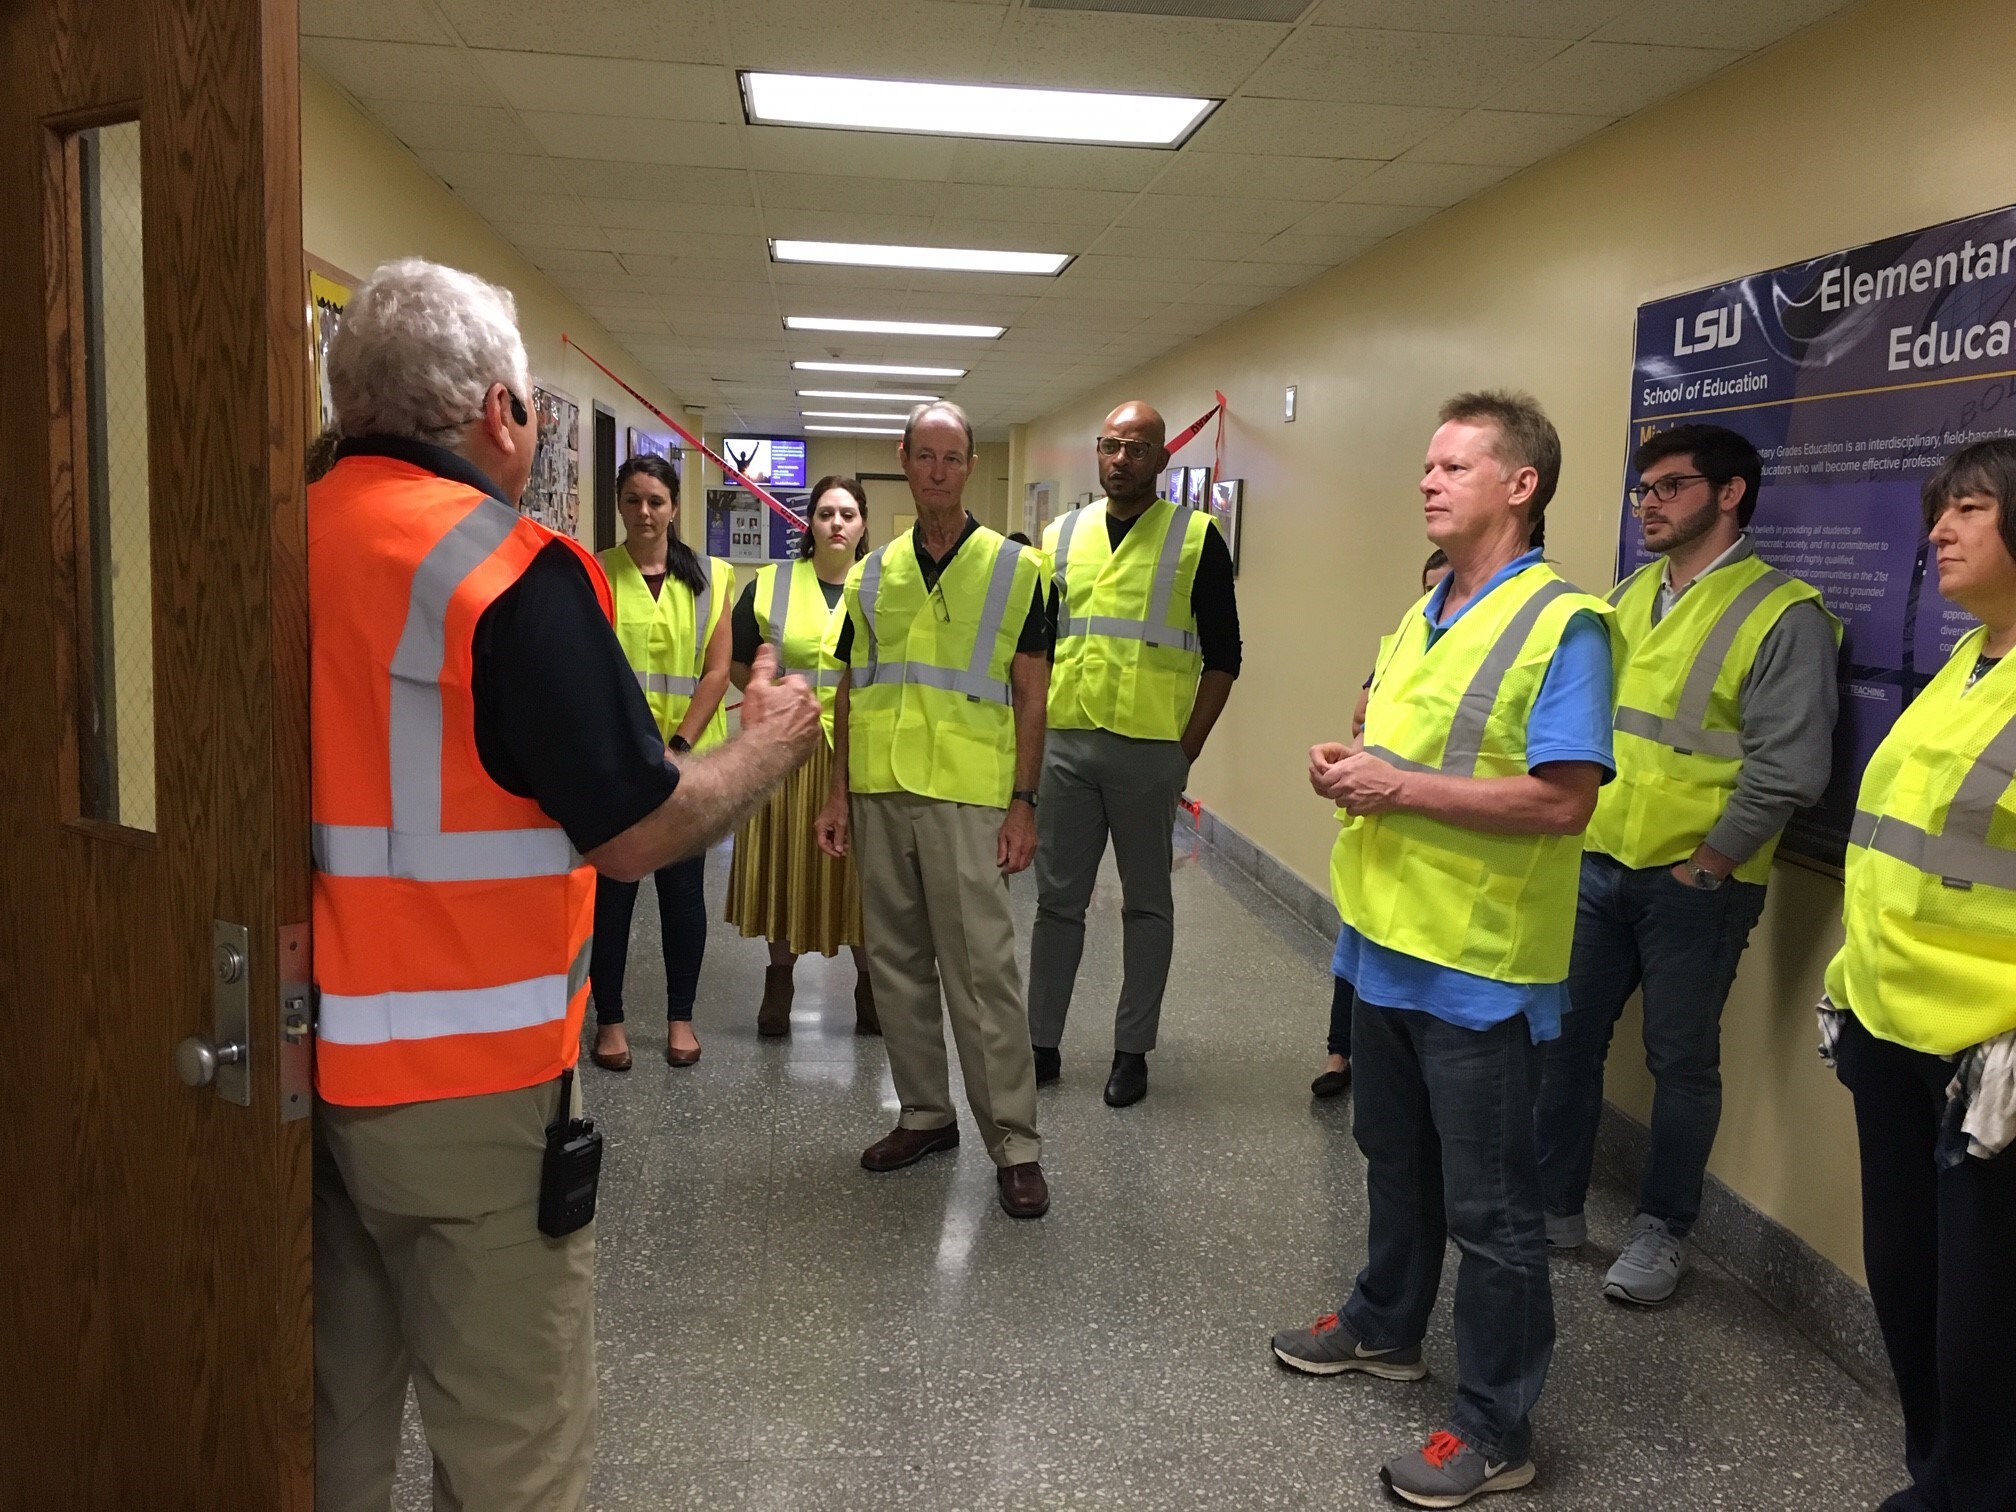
left=1628, top=473, right=1711, bottom=511
left=1096, top=436, right=1154, bottom=461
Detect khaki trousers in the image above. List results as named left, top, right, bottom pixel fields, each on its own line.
left=852, top=791, right=1041, bottom=1167
left=314, top=1080, right=596, bottom=1512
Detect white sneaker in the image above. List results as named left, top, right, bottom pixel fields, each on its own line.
left=1603, top=1214, right=1685, bottom=1306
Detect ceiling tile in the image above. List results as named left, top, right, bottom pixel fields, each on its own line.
left=656, top=279, right=778, bottom=303
left=1203, top=259, right=1338, bottom=289
left=628, top=254, right=774, bottom=282
left=946, top=141, right=1168, bottom=193
left=759, top=209, right=941, bottom=244
left=531, top=247, right=629, bottom=277
left=560, top=160, right=754, bottom=206
left=938, top=183, right=1134, bottom=223
left=923, top=218, right=1107, bottom=254
left=1481, top=40, right=1741, bottom=115
left=602, top=228, right=763, bottom=260
left=1147, top=151, right=1380, bottom=202
left=1045, top=274, right=1203, bottom=304
left=415, top=148, right=569, bottom=196
left=1190, top=99, right=1462, bottom=159
left=1340, top=159, right=1511, bottom=205
left=1289, top=201, right=1434, bottom=238
left=661, top=293, right=781, bottom=317
left=457, top=189, right=590, bottom=226
left=1120, top=194, right=1308, bottom=236
left=1090, top=225, right=1272, bottom=262
left=301, top=0, right=455, bottom=42
left=755, top=172, right=945, bottom=215
left=473, top=52, right=741, bottom=123
left=1246, top=26, right=1567, bottom=108
left=1398, top=108, right=1611, bottom=165
left=985, top=10, right=1288, bottom=94
left=369, top=101, right=543, bottom=155
left=725, top=0, right=1007, bottom=76
left=493, top=222, right=613, bottom=252
left=304, top=40, right=499, bottom=104
left=590, top=199, right=764, bottom=235
left=1247, top=231, right=1380, bottom=264
left=1309, top=0, right=1628, bottom=37
left=1010, top=303, right=1155, bottom=333
left=549, top=270, right=646, bottom=296
left=746, top=127, right=958, bottom=181
left=595, top=315, right=675, bottom=337
left=523, top=113, right=746, bottom=169
left=432, top=0, right=724, bottom=63
left=900, top=289, right=1042, bottom=317
left=1595, top=0, right=1852, bottom=50
left=1066, top=254, right=1224, bottom=286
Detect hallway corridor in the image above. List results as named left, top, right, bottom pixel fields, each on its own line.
left=397, top=827, right=1898, bottom=1510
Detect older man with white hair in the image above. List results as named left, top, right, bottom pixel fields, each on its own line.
left=309, top=258, right=819, bottom=1511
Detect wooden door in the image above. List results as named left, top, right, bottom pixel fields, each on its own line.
left=0, top=0, right=312, bottom=1507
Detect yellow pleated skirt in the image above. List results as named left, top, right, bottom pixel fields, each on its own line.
left=724, top=735, right=864, bottom=957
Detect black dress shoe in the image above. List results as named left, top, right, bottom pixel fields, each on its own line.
left=1104, top=1051, right=1147, bottom=1108
left=1311, top=1063, right=1351, bottom=1098
left=1032, top=1045, right=1061, bottom=1085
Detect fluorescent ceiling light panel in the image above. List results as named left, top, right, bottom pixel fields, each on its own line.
left=742, top=71, right=1216, bottom=149
left=801, top=410, right=914, bottom=420
left=798, top=388, right=942, bottom=402
left=805, top=424, right=905, bottom=435
left=772, top=238, right=1070, bottom=276
left=793, top=360, right=967, bottom=378
left=786, top=315, right=1004, bottom=339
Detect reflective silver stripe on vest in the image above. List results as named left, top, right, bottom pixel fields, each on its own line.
left=1366, top=579, right=1574, bottom=779
left=1052, top=507, right=1083, bottom=617
left=858, top=546, right=886, bottom=684
left=1054, top=504, right=1200, bottom=653
left=637, top=669, right=700, bottom=697
left=1613, top=567, right=1790, bottom=759
left=313, top=823, right=579, bottom=882
left=693, top=555, right=714, bottom=681
left=766, top=561, right=791, bottom=655
left=1851, top=707, right=2016, bottom=891
left=315, top=938, right=593, bottom=1045
left=858, top=534, right=1023, bottom=705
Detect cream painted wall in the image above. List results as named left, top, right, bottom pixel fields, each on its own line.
left=1022, top=0, right=2016, bottom=1282
left=300, top=68, right=690, bottom=548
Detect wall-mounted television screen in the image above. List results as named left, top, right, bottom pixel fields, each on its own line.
left=720, top=434, right=807, bottom=490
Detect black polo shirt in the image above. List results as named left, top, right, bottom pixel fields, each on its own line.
left=333, top=437, right=679, bottom=854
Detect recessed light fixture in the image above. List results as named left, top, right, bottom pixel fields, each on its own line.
left=772, top=239, right=1070, bottom=277
left=801, top=410, right=914, bottom=420
left=804, top=424, right=906, bottom=436
left=798, top=388, right=942, bottom=403
left=793, top=360, right=967, bottom=378
left=742, top=71, right=1216, bottom=149
left=786, top=315, right=1005, bottom=339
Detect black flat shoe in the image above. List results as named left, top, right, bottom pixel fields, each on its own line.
left=1103, top=1051, right=1147, bottom=1108
left=1311, top=1064, right=1351, bottom=1098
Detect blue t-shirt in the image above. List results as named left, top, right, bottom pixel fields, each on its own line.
left=1333, top=549, right=1613, bottom=1042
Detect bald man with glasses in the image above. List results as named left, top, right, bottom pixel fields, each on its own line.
left=1028, top=401, right=1242, bottom=1107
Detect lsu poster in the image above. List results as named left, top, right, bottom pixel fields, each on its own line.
left=1626, top=202, right=2016, bottom=866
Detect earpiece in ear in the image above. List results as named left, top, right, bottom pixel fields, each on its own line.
left=505, top=388, right=529, bottom=427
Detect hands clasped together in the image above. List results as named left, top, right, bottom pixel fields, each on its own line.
left=1308, top=741, right=1408, bottom=818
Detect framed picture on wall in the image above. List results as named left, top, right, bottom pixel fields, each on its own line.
left=523, top=382, right=582, bottom=537
left=1208, top=478, right=1244, bottom=575
left=628, top=427, right=675, bottom=464
left=1185, top=466, right=1211, bottom=507
left=1161, top=466, right=1183, bottom=501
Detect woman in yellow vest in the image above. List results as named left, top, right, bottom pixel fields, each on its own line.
left=1825, top=438, right=2016, bottom=1512
left=726, top=475, right=876, bottom=1037
left=588, top=453, right=735, bottom=1070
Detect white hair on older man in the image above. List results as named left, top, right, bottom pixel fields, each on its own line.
left=328, top=258, right=532, bottom=443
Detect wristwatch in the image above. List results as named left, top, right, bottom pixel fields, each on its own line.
left=1011, top=789, right=1040, bottom=809
left=667, top=735, right=692, bottom=755
left=1682, top=861, right=1724, bottom=891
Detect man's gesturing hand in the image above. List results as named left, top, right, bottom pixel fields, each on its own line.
left=739, top=645, right=821, bottom=761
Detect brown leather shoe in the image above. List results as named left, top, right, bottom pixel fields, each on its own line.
left=853, top=971, right=881, bottom=1036
left=860, top=1123, right=959, bottom=1171
left=997, top=1162, right=1050, bottom=1219
left=590, top=1045, right=632, bottom=1072
left=757, top=965, right=794, bottom=1037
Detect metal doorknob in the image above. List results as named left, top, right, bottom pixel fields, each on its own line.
left=175, top=1035, right=246, bottom=1089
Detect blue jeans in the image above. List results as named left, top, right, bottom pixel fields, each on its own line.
left=590, top=855, right=708, bottom=1025
left=1534, top=852, right=1767, bottom=1235
left=1342, top=993, right=1554, bottom=1463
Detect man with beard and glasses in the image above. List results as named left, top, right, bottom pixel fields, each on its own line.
left=1533, top=422, right=1840, bottom=1307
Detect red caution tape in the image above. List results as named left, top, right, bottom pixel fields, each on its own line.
left=562, top=334, right=808, bottom=532
left=1166, top=391, right=1228, bottom=484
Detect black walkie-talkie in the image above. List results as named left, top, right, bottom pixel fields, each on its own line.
left=537, top=1067, right=603, bottom=1238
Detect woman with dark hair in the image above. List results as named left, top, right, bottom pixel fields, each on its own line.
left=1824, top=437, right=2016, bottom=1512
left=589, top=452, right=736, bottom=1070
left=726, top=475, right=877, bottom=1034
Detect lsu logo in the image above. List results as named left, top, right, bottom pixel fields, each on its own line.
left=1673, top=305, right=1743, bottom=356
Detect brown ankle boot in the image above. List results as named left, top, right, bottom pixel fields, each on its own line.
left=854, top=970, right=881, bottom=1036
left=757, top=964, right=794, bottom=1037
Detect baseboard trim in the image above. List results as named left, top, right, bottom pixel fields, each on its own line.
left=1187, top=801, right=1891, bottom=1395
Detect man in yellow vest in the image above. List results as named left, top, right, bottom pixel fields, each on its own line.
left=814, top=402, right=1055, bottom=1219
left=311, top=259, right=820, bottom=1510
left=1270, top=392, right=1614, bottom=1508
left=1534, top=423, right=1839, bottom=1306
left=1028, top=402, right=1240, bottom=1107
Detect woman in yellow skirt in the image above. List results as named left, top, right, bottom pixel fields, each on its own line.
left=727, top=474, right=877, bottom=1036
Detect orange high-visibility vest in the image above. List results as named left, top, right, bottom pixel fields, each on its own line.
left=309, top=452, right=611, bottom=1107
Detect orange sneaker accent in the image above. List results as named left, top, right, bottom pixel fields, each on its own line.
left=1422, top=1431, right=1466, bottom=1469
left=1312, top=1312, right=1341, bottom=1334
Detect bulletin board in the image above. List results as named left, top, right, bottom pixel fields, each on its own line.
left=523, top=382, right=581, bottom=536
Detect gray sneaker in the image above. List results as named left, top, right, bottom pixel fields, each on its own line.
left=1270, top=1310, right=1428, bottom=1380
left=1381, top=1431, right=1536, bottom=1507
left=1544, top=1211, right=1587, bottom=1251
left=1604, top=1214, right=1686, bottom=1306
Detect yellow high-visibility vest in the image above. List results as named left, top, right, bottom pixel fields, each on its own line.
left=1825, top=627, right=2016, bottom=1054
left=1044, top=498, right=1212, bottom=740
left=601, top=544, right=733, bottom=752
left=1586, top=553, right=1838, bottom=883
left=1331, top=563, right=1614, bottom=984
left=831, top=526, right=1042, bottom=809
left=752, top=557, right=844, bottom=744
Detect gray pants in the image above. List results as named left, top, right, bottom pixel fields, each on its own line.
left=1027, top=726, right=1188, bottom=1055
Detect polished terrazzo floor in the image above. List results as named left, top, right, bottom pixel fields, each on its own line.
left=397, top=824, right=1903, bottom=1510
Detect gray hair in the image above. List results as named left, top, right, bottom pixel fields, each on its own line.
left=902, top=400, right=974, bottom=457
left=327, top=258, right=531, bottom=443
